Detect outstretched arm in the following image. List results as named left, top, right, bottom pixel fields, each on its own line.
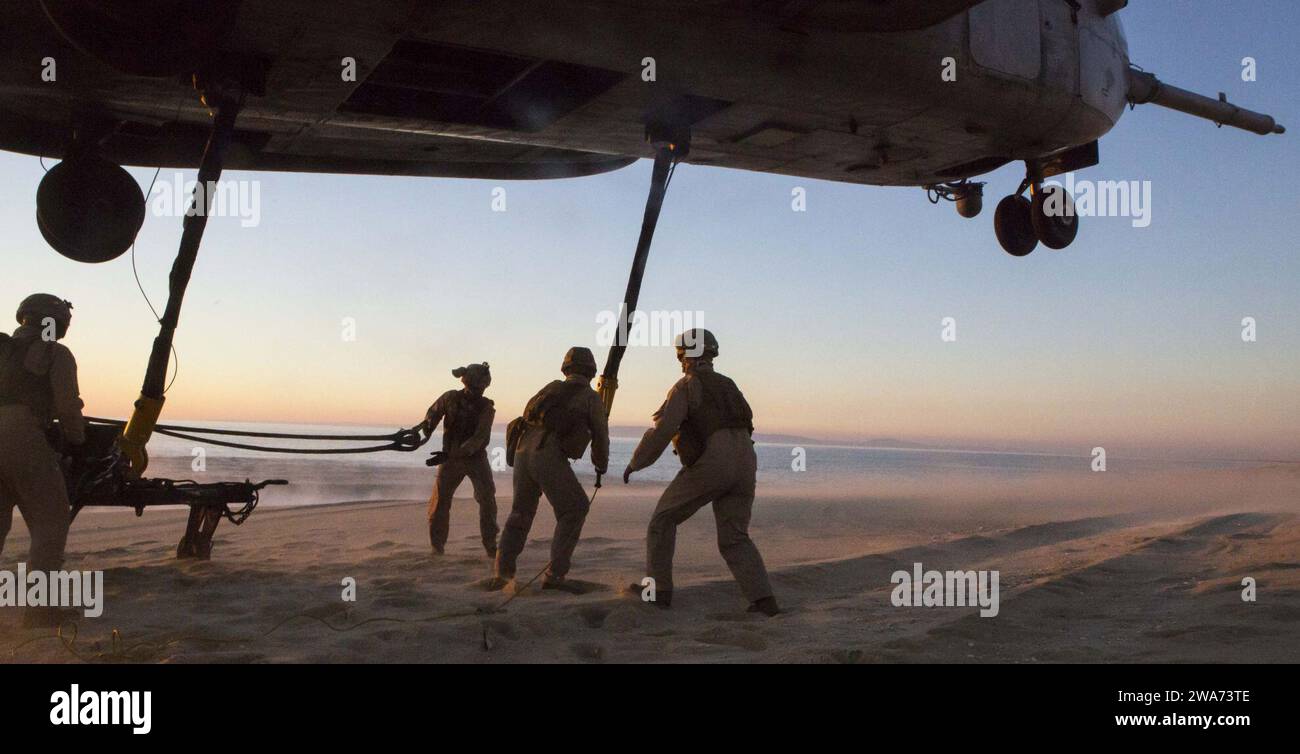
left=625, top=380, right=689, bottom=479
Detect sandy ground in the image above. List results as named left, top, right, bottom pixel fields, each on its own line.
left=2, top=460, right=1297, bottom=663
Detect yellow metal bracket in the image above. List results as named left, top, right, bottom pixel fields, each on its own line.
left=596, top=375, right=618, bottom=417
left=119, top=394, right=164, bottom=476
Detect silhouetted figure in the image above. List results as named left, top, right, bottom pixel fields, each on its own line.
left=0, top=294, right=85, bottom=627
left=624, top=329, right=778, bottom=615
left=420, top=362, right=497, bottom=557
left=492, top=347, right=608, bottom=594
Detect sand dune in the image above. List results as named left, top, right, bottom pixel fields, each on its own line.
left=2, top=465, right=1297, bottom=663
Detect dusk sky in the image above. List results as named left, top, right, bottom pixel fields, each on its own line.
left=4, top=2, right=1297, bottom=460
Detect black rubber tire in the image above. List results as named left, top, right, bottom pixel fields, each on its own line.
left=994, top=195, right=1037, bottom=257
left=1031, top=184, right=1080, bottom=250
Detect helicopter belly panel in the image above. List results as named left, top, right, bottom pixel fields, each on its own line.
left=969, top=0, right=1042, bottom=80
left=1079, top=19, right=1131, bottom=124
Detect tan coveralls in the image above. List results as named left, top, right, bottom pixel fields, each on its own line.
left=495, top=376, right=609, bottom=583
left=627, top=363, right=773, bottom=602
left=423, top=389, right=498, bottom=555
left=0, top=325, right=85, bottom=572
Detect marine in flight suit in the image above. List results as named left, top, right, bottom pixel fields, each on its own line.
left=0, top=295, right=86, bottom=627
left=624, top=329, right=779, bottom=615
left=420, top=362, right=498, bottom=557
left=493, top=347, right=609, bottom=593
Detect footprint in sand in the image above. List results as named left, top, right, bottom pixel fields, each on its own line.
left=389, top=553, right=431, bottom=569
left=481, top=619, right=519, bottom=640
left=569, top=642, right=606, bottom=661
left=601, top=607, right=647, bottom=631
left=373, top=594, right=422, bottom=609
left=373, top=576, right=416, bottom=590
left=576, top=605, right=611, bottom=628
left=827, top=648, right=871, bottom=664
left=881, top=636, right=928, bottom=654
left=705, top=611, right=764, bottom=623
left=470, top=576, right=511, bottom=592
left=694, top=625, right=768, bottom=652
left=544, top=579, right=609, bottom=595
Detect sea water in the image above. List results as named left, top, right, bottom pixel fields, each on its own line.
left=137, top=421, right=1266, bottom=508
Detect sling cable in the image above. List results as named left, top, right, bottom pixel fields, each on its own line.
left=67, top=74, right=423, bottom=560
left=490, top=124, right=691, bottom=610
left=104, top=74, right=428, bottom=460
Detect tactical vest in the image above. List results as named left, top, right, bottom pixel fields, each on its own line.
left=672, top=370, right=754, bottom=467
left=0, top=336, right=54, bottom=421
left=443, top=390, right=489, bottom=451
left=520, top=380, right=592, bottom=459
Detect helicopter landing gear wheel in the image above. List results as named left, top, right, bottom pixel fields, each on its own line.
left=994, top=195, right=1037, bottom=257
left=1031, top=184, right=1079, bottom=250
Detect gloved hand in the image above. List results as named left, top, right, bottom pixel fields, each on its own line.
left=398, top=426, right=425, bottom=450
left=594, top=466, right=607, bottom=476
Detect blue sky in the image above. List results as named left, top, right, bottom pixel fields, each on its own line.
left=3, top=1, right=1298, bottom=459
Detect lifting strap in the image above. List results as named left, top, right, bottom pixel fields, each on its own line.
left=596, top=140, right=685, bottom=417
left=88, top=417, right=424, bottom=455
left=119, top=94, right=241, bottom=475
